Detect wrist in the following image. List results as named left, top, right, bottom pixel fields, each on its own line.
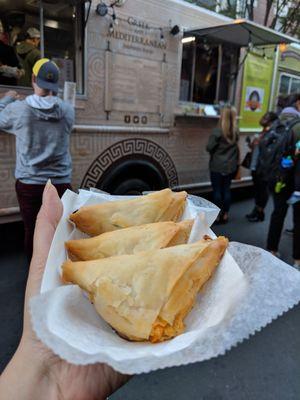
left=0, top=339, right=57, bottom=400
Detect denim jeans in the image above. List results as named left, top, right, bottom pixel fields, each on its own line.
left=210, top=171, right=233, bottom=213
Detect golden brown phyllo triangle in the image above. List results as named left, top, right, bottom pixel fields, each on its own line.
left=65, top=219, right=194, bottom=261
left=62, top=236, right=228, bottom=343
left=69, top=189, right=187, bottom=236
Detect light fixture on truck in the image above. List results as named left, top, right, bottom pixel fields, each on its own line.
left=96, top=2, right=109, bottom=16
left=170, top=25, right=180, bottom=36
left=279, top=43, right=287, bottom=52
left=182, top=36, right=195, bottom=44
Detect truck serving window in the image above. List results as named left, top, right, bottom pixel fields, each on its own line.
left=0, top=0, right=85, bottom=94
left=180, top=39, right=238, bottom=105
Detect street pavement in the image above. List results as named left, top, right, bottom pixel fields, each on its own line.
left=0, top=197, right=299, bottom=399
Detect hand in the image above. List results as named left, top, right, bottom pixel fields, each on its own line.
left=0, top=182, right=130, bottom=400
left=16, top=68, right=25, bottom=79
left=5, top=90, right=19, bottom=99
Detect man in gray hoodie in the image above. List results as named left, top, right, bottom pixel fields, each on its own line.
left=0, top=58, right=75, bottom=260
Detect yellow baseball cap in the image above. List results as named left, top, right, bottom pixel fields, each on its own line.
left=33, top=58, right=59, bottom=91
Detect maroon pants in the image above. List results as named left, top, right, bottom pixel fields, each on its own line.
left=15, top=180, right=72, bottom=261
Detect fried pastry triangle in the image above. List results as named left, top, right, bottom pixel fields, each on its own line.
left=62, top=237, right=228, bottom=342
left=65, top=220, right=194, bottom=261
left=166, top=219, right=194, bottom=247
left=69, top=189, right=187, bottom=236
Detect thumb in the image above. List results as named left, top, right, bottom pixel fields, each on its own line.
left=26, top=181, right=63, bottom=300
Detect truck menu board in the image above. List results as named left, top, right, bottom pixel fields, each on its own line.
left=105, top=52, right=164, bottom=114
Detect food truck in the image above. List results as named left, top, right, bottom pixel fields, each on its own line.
left=0, top=0, right=296, bottom=222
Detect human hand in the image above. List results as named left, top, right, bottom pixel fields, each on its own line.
left=4, top=90, right=19, bottom=99
left=0, top=182, right=130, bottom=400
left=16, top=68, right=25, bottom=79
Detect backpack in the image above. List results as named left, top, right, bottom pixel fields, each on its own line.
left=256, top=117, right=299, bottom=186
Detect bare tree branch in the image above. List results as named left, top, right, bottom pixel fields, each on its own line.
left=264, top=0, right=274, bottom=26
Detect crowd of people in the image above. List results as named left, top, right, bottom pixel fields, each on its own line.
left=207, top=95, right=300, bottom=270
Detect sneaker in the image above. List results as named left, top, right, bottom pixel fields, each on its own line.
left=269, top=251, right=281, bottom=259
left=218, top=216, right=229, bottom=225
left=287, top=192, right=300, bottom=205
left=214, top=212, right=229, bottom=225
left=285, top=228, right=294, bottom=236
left=247, top=209, right=265, bottom=222
left=246, top=207, right=257, bottom=219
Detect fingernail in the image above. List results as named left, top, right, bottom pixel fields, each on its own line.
left=46, top=178, right=52, bottom=187
left=43, top=179, right=52, bottom=203
left=45, top=179, right=52, bottom=192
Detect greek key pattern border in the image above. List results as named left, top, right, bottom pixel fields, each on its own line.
left=81, top=138, right=179, bottom=188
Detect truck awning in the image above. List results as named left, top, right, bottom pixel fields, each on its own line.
left=184, top=19, right=299, bottom=47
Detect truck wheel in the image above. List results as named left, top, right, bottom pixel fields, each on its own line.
left=110, top=178, right=152, bottom=195
left=96, top=158, right=168, bottom=195
left=81, top=139, right=179, bottom=191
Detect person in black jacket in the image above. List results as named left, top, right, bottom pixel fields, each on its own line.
left=246, top=112, right=279, bottom=222
left=264, top=97, right=300, bottom=269
left=206, top=106, right=239, bottom=224
left=16, top=27, right=40, bottom=87
left=0, top=19, right=23, bottom=85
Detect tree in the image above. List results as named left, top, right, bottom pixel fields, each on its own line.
left=184, top=0, right=216, bottom=11
left=218, top=0, right=238, bottom=18
left=278, top=1, right=300, bottom=36
left=266, top=0, right=300, bottom=38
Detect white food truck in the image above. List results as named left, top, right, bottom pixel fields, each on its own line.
left=0, top=0, right=296, bottom=222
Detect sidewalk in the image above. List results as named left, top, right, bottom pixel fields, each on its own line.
left=213, top=197, right=294, bottom=265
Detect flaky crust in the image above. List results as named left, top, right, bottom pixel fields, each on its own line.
left=166, top=219, right=194, bottom=247
left=69, top=189, right=187, bottom=236
left=151, top=237, right=228, bottom=342
left=65, top=220, right=194, bottom=261
left=62, top=237, right=228, bottom=342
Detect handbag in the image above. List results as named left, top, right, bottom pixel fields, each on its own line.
left=241, top=151, right=252, bottom=169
